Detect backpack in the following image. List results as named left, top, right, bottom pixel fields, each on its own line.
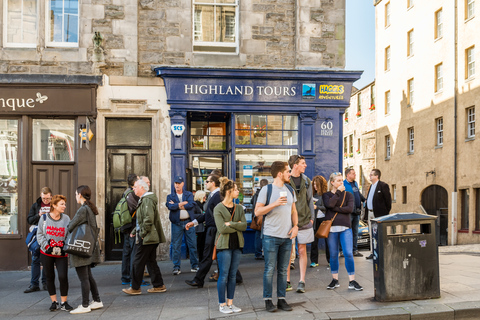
left=251, top=184, right=295, bottom=232
left=25, top=214, right=46, bottom=253
left=112, top=189, right=136, bottom=244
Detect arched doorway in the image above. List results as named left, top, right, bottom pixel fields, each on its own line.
left=421, top=185, right=448, bottom=246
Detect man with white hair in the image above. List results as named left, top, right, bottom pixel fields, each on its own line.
left=123, top=179, right=167, bottom=295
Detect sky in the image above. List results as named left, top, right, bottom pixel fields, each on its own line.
left=346, top=0, right=376, bottom=90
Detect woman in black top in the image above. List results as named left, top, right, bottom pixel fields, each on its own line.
left=322, top=172, right=363, bottom=291
left=310, top=175, right=330, bottom=267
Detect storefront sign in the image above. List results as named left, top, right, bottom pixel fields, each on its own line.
left=171, top=124, right=185, bottom=137
left=0, top=86, right=95, bottom=114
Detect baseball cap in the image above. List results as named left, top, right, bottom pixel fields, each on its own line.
left=174, top=176, right=184, bottom=183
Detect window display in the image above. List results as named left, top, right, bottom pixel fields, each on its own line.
left=0, top=120, right=18, bottom=234
left=32, top=119, right=75, bottom=161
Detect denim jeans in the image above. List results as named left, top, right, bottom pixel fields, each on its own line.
left=328, top=229, right=355, bottom=275
left=217, top=249, right=241, bottom=304
left=171, top=221, right=198, bottom=270
left=262, top=235, right=292, bottom=299
left=30, top=251, right=46, bottom=287
left=254, top=230, right=263, bottom=258
left=121, top=232, right=135, bottom=283
left=351, top=214, right=360, bottom=252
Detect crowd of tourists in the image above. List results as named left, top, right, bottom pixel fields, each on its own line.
left=24, top=154, right=391, bottom=315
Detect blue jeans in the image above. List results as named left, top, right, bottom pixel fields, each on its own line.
left=328, top=229, right=355, bottom=275
left=217, top=249, right=241, bottom=304
left=31, top=251, right=46, bottom=287
left=171, top=221, right=198, bottom=270
left=254, top=230, right=263, bottom=258
left=121, top=232, right=135, bottom=283
left=351, top=214, right=360, bottom=252
left=262, top=235, right=292, bottom=299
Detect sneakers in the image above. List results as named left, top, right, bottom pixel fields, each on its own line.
left=122, top=287, right=142, bottom=295
left=191, top=267, right=199, bottom=273
left=70, top=305, right=91, bottom=314
left=140, top=280, right=151, bottom=286
left=219, top=304, right=233, bottom=314
left=366, top=254, right=374, bottom=259
left=228, top=304, right=242, bottom=313
left=327, top=279, right=340, bottom=290
left=209, top=271, right=219, bottom=282
left=309, top=262, right=319, bottom=268
left=173, top=269, right=181, bottom=275
left=24, top=285, right=40, bottom=293
left=353, top=250, right=364, bottom=257
left=286, top=281, right=292, bottom=292
left=147, top=285, right=167, bottom=293
left=49, top=301, right=59, bottom=312
left=339, top=251, right=344, bottom=257
left=121, top=281, right=131, bottom=285
left=290, top=263, right=295, bottom=270
left=265, top=299, right=277, bottom=312
left=296, top=281, right=305, bottom=293
left=89, top=301, right=104, bottom=310
left=348, top=280, right=363, bottom=291
left=60, top=301, right=73, bottom=311
left=277, top=299, right=293, bottom=311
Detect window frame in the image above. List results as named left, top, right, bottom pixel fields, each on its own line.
left=371, top=84, right=376, bottom=111
left=192, top=0, right=239, bottom=54
left=385, top=1, right=391, bottom=27
left=435, top=63, right=444, bottom=92
left=407, top=29, right=414, bottom=57
left=466, top=0, right=475, bottom=20
left=435, top=8, right=443, bottom=39
left=385, top=135, right=391, bottom=159
left=475, top=188, right=480, bottom=231
left=460, top=189, right=470, bottom=230
left=3, top=0, right=38, bottom=48
left=385, top=90, right=391, bottom=115
left=466, top=46, right=475, bottom=79
left=234, top=114, right=298, bottom=147
left=45, top=0, right=79, bottom=48
left=408, top=78, right=414, bottom=106
left=402, top=186, right=407, bottom=204
left=392, top=184, right=397, bottom=203
left=467, top=106, right=476, bottom=138
left=357, top=93, right=362, bottom=117
left=436, top=117, right=444, bottom=146
left=349, top=134, right=354, bottom=156
left=407, top=0, right=414, bottom=9
left=408, top=127, right=414, bottom=154
left=385, top=46, right=391, bottom=71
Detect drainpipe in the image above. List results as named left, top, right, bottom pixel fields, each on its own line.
left=451, top=0, right=458, bottom=246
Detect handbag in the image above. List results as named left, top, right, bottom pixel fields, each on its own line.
left=64, top=215, right=97, bottom=258
left=212, top=204, right=236, bottom=260
left=249, top=215, right=263, bottom=231
left=315, top=192, right=346, bottom=239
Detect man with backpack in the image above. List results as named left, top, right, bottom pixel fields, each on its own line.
left=119, top=174, right=140, bottom=285
left=251, top=179, right=269, bottom=260
left=255, top=161, right=298, bottom=312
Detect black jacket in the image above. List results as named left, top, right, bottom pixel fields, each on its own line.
left=365, top=180, right=392, bottom=218
left=322, top=191, right=354, bottom=228
left=27, top=197, right=44, bottom=226
left=197, top=191, right=221, bottom=229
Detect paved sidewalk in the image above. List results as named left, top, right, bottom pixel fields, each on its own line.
left=2, top=245, right=480, bottom=319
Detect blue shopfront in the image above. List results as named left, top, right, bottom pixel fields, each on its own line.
left=156, top=67, right=361, bottom=253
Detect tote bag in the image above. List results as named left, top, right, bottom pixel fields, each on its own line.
left=64, top=219, right=96, bottom=258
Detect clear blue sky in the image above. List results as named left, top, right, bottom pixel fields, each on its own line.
left=346, top=0, right=375, bottom=90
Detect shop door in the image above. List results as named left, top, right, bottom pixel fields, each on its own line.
left=32, top=165, right=75, bottom=217
left=188, top=156, right=225, bottom=192
left=105, top=148, right=150, bottom=260
left=421, top=185, right=448, bottom=246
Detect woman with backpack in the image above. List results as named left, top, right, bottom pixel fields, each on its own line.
left=67, top=185, right=103, bottom=314
left=36, top=194, right=73, bottom=312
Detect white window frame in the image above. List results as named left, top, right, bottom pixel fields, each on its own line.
left=408, top=127, right=415, bottom=153
left=385, top=135, right=391, bottom=159
left=45, top=0, right=79, bottom=48
left=385, top=2, right=391, bottom=27
left=408, top=78, right=414, bottom=106
left=385, top=46, right=391, bottom=71
left=435, top=9, right=443, bottom=39
left=467, top=46, right=475, bottom=79
left=385, top=90, right=391, bottom=115
left=408, top=29, right=414, bottom=56
left=192, top=0, right=239, bottom=54
left=467, top=0, right=475, bottom=20
left=407, top=0, right=414, bottom=9
left=436, top=63, right=444, bottom=92
left=437, top=117, right=444, bottom=146
left=357, top=93, right=362, bottom=115
left=392, top=184, right=397, bottom=202
left=467, top=107, right=476, bottom=138
left=3, top=0, right=38, bottom=48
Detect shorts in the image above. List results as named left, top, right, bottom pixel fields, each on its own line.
left=297, top=227, right=314, bottom=244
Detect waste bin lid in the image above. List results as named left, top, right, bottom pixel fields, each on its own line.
left=372, top=212, right=437, bottom=223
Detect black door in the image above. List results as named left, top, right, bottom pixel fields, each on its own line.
left=105, top=148, right=150, bottom=260
left=421, top=185, right=448, bottom=246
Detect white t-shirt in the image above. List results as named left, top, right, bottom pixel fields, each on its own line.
left=177, top=193, right=190, bottom=219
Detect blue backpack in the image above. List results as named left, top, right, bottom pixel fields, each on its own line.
left=25, top=214, right=46, bottom=253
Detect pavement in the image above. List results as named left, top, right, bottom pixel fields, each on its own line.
left=2, top=245, right=480, bottom=320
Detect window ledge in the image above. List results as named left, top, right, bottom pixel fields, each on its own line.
left=465, top=16, right=475, bottom=23
left=385, top=157, right=390, bottom=161
left=407, top=152, right=414, bottom=156
left=465, top=76, right=475, bottom=83
left=0, top=234, right=22, bottom=240
left=435, top=145, right=443, bottom=149
left=458, top=229, right=469, bottom=233
left=473, top=230, right=480, bottom=234
left=465, top=137, right=475, bottom=142
left=407, top=54, right=414, bottom=59
left=435, top=89, right=444, bottom=95
left=434, top=36, right=443, bottom=43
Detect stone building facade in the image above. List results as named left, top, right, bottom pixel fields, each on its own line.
left=374, top=0, right=479, bottom=246
left=343, top=81, right=376, bottom=194
left=0, top=0, right=357, bottom=269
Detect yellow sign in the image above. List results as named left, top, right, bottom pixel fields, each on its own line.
left=319, top=85, right=344, bottom=95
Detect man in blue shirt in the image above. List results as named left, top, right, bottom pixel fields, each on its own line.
left=343, top=168, right=365, bottom=256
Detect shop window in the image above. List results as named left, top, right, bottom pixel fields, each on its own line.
left=460, top=189, right=470, bottom=230
left=3, top=0, right=38, bottom=48
left=0, top=120, right=19, bottom=235
left=46, top=0, right=79, bottom=47
left=190, top=121, right=226, bottom=150
left=193, top=0, right=238, bottom=53
left=32, top=119, right=75, bottom=161
left=234, top=114, right=298, bottom=146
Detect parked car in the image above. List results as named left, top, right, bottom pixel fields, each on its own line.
left=357, top=220, right=370, bottom=249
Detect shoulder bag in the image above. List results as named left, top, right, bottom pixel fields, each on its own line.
left=212, top=204, right=236, bottom=260
left=315, top=192, right=346, bottom=239
left=64, top=213, right=97, bottom=258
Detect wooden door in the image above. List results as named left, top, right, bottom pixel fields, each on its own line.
left=421, top=185, right=448, bottom=246
left=105, top=148, right=150, bottom=260
left=32, top=165, right=75, bottom=218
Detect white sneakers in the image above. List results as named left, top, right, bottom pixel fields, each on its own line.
left=70, top=301, right=103, bottom=314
